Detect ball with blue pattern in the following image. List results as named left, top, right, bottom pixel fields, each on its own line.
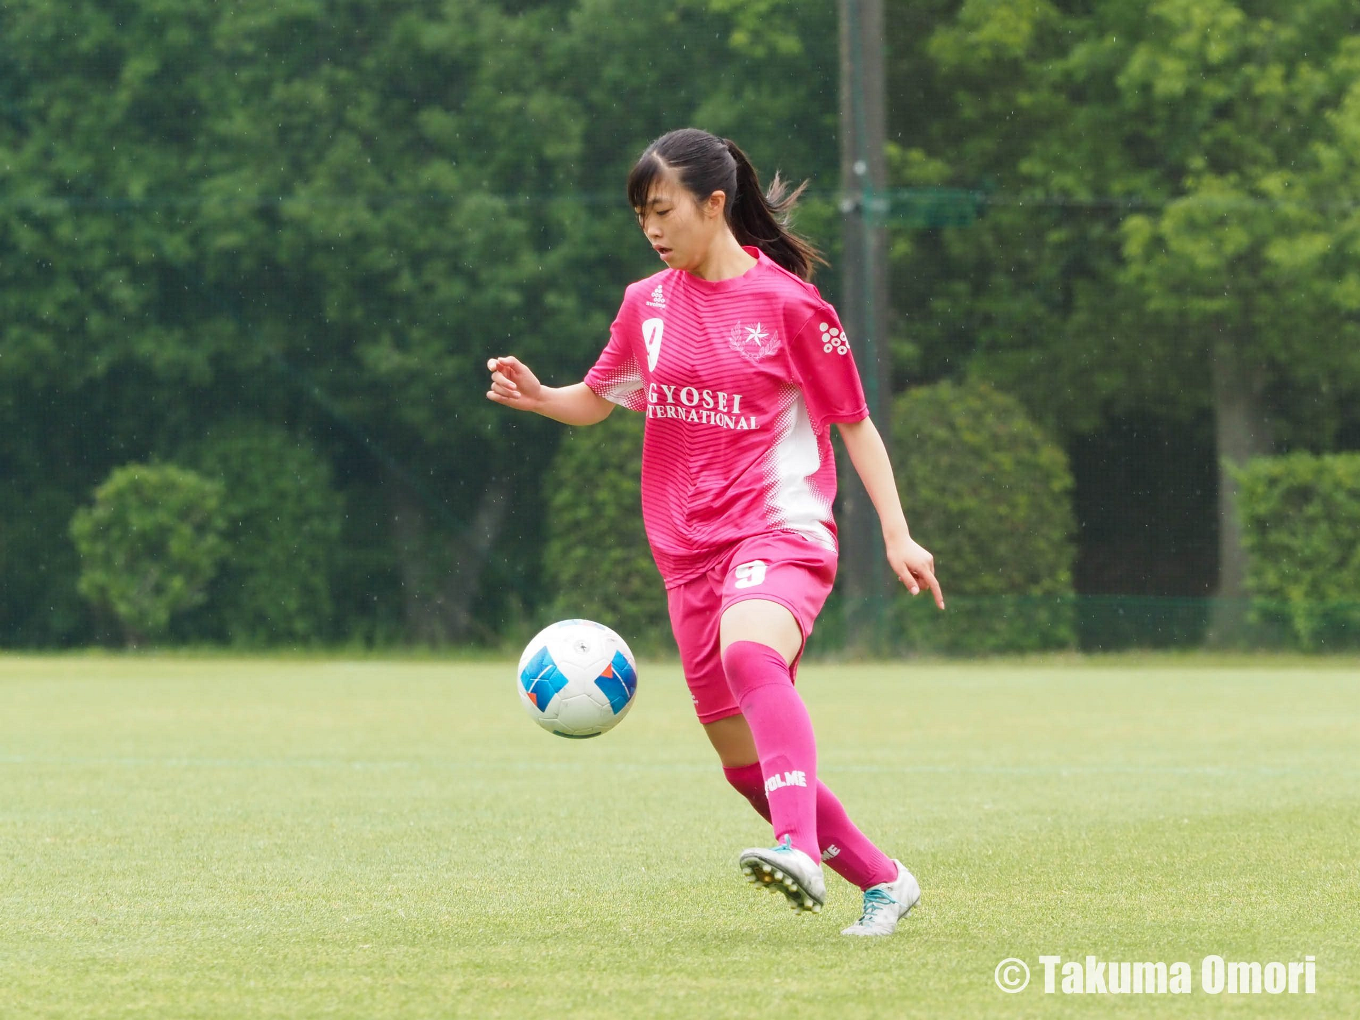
left=515, top=619, right=638, bottom=738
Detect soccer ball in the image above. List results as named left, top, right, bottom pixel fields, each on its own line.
left=516, top=619, right=638, bottom=738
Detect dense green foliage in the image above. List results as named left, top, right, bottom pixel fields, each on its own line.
left=542, top=410, right=671, bottom=650
left=3, top=0, right=1360, bottom=650
left=887, top=0, right=1360, bottom=608
left=0, top=0, right=837, bottom=648
left=892, top=0, right=1360, bottom=428
left=890, top=381, right=1076, bottom=653
left=180, top=423, right=344, bottom=645
left=68, top=464, right=227, bottom=645
left=1236, top=453, right=1360, bottom=648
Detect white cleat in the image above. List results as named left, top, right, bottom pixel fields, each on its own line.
left=841, top=860, right=920, bottom=936
left=738, top=837, right=826, bottom=913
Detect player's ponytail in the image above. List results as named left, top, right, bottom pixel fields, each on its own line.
left=627, top=128, right=825, bottom=281
left=721, top=138, right=823, bottom=282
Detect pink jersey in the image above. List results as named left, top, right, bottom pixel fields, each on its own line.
left=583, top=247, right=869, bottom=587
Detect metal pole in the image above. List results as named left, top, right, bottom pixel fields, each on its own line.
left=838, top=0, right=893, bottom=653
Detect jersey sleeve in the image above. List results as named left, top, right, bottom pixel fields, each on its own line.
left=787, top=303, right=869, bottom=432
left=583, top=306, right=646, bottom=412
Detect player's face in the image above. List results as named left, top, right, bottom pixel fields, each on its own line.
left=634, top=169, right=725, bottom=272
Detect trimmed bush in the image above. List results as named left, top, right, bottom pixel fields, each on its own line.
left=1235, top=452, right=1360, bottom=649
left=182, top=423, right=343, bottom=645
left=70, top=463, right=227, bottom=646
left=889, top=380, right=1077, bottom=653
left=542, top=411, right=671, bottom=649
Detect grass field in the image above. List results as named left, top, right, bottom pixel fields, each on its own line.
left=1, top=654, right=1357, bottom=1019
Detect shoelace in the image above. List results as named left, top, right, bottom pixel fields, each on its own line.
left=856, top=887, right=897, bottom=924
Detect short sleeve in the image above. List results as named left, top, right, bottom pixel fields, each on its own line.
left=787, top=304, right=869, bottom=431
left=583, top=310, right=645, bottom=413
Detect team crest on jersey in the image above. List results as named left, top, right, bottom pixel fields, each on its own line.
left=728, top=322, right=782, bottom=362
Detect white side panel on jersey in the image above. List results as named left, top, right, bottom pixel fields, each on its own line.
left=597, top=356, right=646, bottom=412
left=762, top=386, right=836, bottom=550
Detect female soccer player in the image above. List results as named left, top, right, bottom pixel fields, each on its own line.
left=486, top=128, right=943, bottom=937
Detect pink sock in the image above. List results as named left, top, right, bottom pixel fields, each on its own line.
left=813, top=781, right=898, bottom=888
left=721, top=640, right=819, bottom=859
left=723, top=762, right=897, bottom=890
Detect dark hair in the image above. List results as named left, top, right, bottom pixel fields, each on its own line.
left=626, top=128, right=825, bottom=281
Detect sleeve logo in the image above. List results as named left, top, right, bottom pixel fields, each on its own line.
left=820, top=322, right=849, bottom=355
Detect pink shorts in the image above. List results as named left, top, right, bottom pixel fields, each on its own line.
left=666, top=532, right=838, bottom=724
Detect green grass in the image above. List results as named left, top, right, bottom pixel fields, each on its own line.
left=1, top=655, right=1356, bottom=1019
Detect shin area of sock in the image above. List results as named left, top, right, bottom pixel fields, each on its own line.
left=720, top=640, right=818, bottom=858
left=815, top=780, right=898, bottom=889
left=721, top=762, right=893, bottom=888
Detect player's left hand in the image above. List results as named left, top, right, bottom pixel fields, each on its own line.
left=886, top=532, right=944, bottom=609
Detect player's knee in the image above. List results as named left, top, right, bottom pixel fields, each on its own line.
left=721, top=639, right=792, bottom=700
left=703, top=714, right=758, bottom=766
left=719, top=599, right=801, bottom=662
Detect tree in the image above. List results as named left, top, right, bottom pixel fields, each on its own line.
left=886, top=0, right=1360, bottom=632
left=1116, top=3, right=1360, bottom=636
left=1, top=0, right=843, bottom=647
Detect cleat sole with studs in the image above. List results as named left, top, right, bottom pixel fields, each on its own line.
left=737, top=848, right=825, bottom=914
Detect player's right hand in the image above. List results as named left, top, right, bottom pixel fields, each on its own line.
left=486, top=356, right=544, bottom=410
